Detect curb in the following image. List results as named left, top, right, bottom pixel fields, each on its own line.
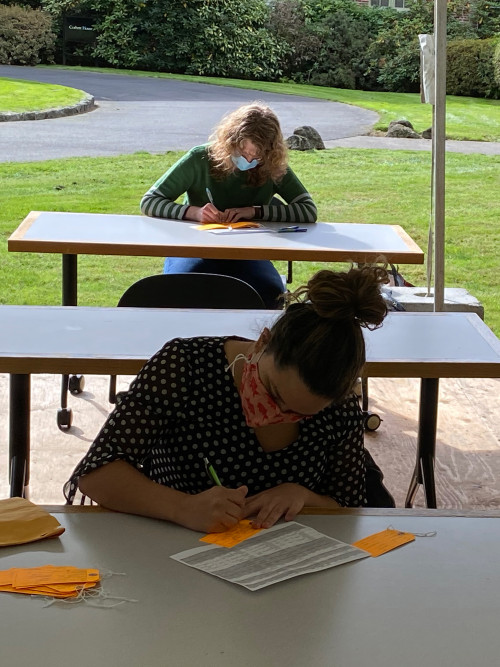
left=0, top=93, right=96, bottom=122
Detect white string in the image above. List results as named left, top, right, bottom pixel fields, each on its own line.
left=40, top=587, right=139, bottom=608
left=387, top=524, right=437, bottom=538
left=33, top=570, right=138, bottom=609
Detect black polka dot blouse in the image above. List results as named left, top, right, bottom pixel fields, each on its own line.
left=64, top=337, right=367, bottom=507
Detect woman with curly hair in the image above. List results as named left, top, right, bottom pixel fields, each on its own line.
left=140, top=102, right=317, bottom=309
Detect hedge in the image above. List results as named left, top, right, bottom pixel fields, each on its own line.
left=447, top=38, right=500, bottom=99
left=0, top=4, right=56, bottom=65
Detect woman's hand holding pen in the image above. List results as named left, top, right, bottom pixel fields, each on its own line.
left=180, top=485, right=248, bottom=533
left=242, top=484, right=310, bottom=529
left=185, top=203, right=221, bottom=223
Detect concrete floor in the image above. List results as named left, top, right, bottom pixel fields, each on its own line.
left=1, top=373, right=499, bottom=509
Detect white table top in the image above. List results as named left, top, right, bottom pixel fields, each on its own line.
left=8, top=210, right=424, bottom=264
left=0, top=306, right=499, bottom=378
left=2, top=509, right=500, bottom=667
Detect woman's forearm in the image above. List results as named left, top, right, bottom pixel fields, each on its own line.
left=303, top=489, right=340, bottom=510
left=78, top=460, right=190, bottom=524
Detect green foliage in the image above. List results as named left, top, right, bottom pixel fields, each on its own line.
left=447, top=38, right=500, bottom=99
left=0, top=4, right=56, bottom=65
left=307, top=6, right=381, bottom=89
left=43, top=0, right=284, bottom=79
left=37, top=0, right=500, bottom=94
left=91, top=0, right=145, bottom=68
left=180, top=0, right=285, bottom=79
left=267, top=0, right=320, bottom=80
left=367, top=0, right=475, bottom=93
left=269, top=0, right=382, bottom=89
left=466, top=0, right=500, bottom=38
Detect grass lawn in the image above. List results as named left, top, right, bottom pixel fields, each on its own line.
left=0, top=77, right=86, bottom=112
left=1, top=149, right=499, bottom=335
left=39, top=65, right=500, bottom=142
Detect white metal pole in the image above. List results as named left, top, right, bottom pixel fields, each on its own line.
left=432, top=0, right=447, bottom=311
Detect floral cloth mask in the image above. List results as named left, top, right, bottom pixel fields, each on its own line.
left=229, top=351, right=305, bottom=428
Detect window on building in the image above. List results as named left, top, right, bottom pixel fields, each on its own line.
left=370, top=0, right=408, bottom=9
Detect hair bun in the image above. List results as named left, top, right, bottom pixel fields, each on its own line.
left=288, top=266, right=388, bottom=330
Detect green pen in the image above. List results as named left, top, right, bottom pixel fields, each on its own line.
left=203, top=456, right=222, bottom=486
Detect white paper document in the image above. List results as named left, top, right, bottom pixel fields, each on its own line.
left=171, top=521, right=369, bottom=591
left=209, top=227, right=272, bottom=234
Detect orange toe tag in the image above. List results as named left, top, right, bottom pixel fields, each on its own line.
left=200, top=520, right=263, bottom=548
left=352, top=528, right=415, bottom=557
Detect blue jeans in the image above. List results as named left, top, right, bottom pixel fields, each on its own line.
left=163, top=257, right=285, bottom=309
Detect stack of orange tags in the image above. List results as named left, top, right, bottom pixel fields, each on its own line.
left=0, top=565, right=100, bottom=599
left=200, top=519, right=263, bottom=548
left=0, top=497, right=65, bottom=547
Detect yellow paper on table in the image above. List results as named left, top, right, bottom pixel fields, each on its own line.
left=200, top=519, right=263, bottom=548
left=352, top=528, right=415, bottom=557
left=0, top=497, right=65, bottom=547
left=195, top=221, right=263, bottom=231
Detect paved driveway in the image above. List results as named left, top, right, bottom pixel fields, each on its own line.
left=0, top=66, right=378, bottom=162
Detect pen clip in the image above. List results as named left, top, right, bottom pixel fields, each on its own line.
left=203, top=457, right=211, bottom=477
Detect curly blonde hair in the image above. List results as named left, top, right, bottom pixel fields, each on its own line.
left=208, top=102, right=288, bottom=186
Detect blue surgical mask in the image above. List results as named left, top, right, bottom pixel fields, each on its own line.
left=232, top=154, right=259, bottom=171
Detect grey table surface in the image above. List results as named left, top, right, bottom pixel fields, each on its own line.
left=0, top=307, right=499, bottom=377
left=1, top=510, right=500, bottom=667
left=9, top=211, right=424, bottom=264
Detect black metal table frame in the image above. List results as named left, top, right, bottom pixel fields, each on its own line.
left=9, top=369, right=440, bottom=508
left=7, top=254, right=440, bottom=506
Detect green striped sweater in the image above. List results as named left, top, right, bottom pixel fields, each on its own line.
left=140, top=145, right=317, bottom=224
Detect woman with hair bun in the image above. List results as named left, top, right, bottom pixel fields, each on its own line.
left=140, top=102, right=317, bottom=309
left=65, top=266, right=394, bottom=533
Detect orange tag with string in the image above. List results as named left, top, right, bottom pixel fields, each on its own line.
left=352, top=528, right=415, bottom=557
left=200, top=520, right=263, bottom=547
left=11, top=565, right=99, bottom=588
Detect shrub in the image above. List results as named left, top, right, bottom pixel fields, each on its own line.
left=368, top=0, right=478, bottom=93
left=447, top=38, right=500, bottom=99
left=268, top=0, right=383, bottom=90
left=0, top=4, right=56, bottom=65
left=44, top=0, right=284, bottom=79
left=307, top=7, right=381, bottom=90
left=267, top=0, right=322, bottom=81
